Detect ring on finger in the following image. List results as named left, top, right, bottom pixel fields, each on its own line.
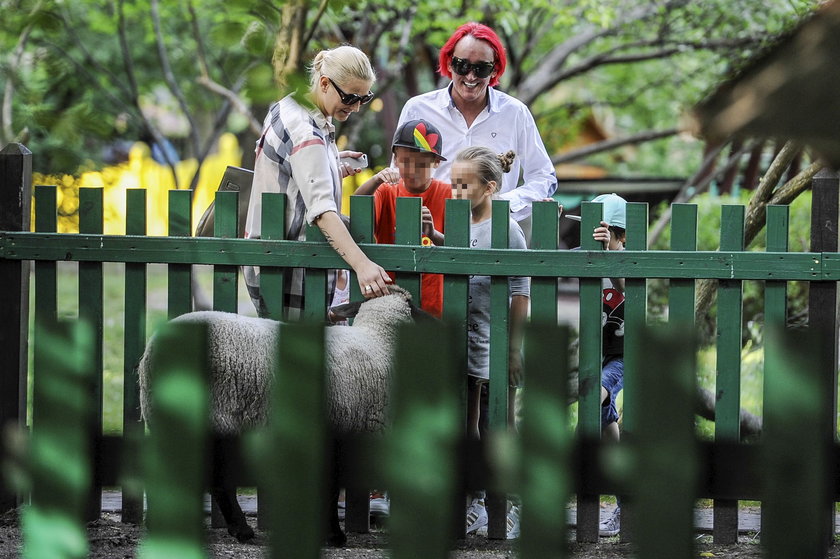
left=365, top=285, right=373, bottom=292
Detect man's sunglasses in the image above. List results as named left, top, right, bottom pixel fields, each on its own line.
left=450, top=56, right=495, bottom=79
left=329, top=78, right=374, bottom=105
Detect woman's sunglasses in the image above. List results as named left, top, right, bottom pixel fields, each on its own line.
left=329, top=78, right=374, bottom=105
left=450, top=56, right=495, bottom=79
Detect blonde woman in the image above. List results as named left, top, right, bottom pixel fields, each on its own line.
left=245, top=45, right=391, bottom=319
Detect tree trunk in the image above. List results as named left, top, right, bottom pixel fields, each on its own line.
left=694, top=142, right=816, bottom=326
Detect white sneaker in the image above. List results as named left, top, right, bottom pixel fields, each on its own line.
left=465, top=498, right=488, bottom=534
left=599, top=506, right=620, bottom=537
left=506, top=504, right=521, bottom=540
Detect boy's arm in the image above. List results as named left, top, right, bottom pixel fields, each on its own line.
left=593, top=221, right=625, bottom=293
left=421, top=206, right=444, bottom=245
left=508, top=294, right=529, bottom=387
left=353, top=167, right=400, bottom=196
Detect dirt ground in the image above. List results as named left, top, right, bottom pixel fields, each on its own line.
left=0, top=510, right=837, bottom=558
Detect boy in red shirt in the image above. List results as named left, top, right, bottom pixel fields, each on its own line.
left=354, top=119, right=450, bottom=316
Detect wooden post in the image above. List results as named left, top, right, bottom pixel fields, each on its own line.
left=0, top=143, right=32, bottom=513
left=807, top=168, right=839, bottom=549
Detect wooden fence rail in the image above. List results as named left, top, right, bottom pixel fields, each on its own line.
left=1, top=144, right=839, bottom=557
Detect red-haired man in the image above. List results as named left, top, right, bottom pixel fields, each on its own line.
left=397, top=22, right=557, bottom=244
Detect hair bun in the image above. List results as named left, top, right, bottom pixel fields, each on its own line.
left=497, top=150, right=516, bottom=173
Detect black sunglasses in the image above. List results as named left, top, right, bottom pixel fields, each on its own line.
left=328, top=78, right=374, bottom=105
left=450, top=56, right=495, bottom=79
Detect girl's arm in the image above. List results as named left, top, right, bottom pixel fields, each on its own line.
left=508, top=294, right=530, bottom=388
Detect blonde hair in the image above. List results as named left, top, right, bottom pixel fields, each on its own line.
left=309, top=45, right=376, bottom=92
left=454, top=147, right=516, bottom=193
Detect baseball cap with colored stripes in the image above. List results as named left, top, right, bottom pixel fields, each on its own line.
left=392, top=119, right=447, bottom=161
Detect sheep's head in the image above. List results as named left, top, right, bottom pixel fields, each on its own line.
left=329, top=284, right=437, bottom=325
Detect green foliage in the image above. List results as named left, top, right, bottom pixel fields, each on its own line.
left=0, top=0, right=821, bottom=176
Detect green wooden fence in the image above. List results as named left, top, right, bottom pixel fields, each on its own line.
left=1, top=144, right=839, bottom=558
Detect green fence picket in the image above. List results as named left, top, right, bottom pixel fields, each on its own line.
left=167, top=189, right=193, bottom=319
left=619, top=202, right=648, bottom=540
left=78, top=187, right=105, bottom=521
left=138, top=321, right=208, bottom=559
left=530, top=201, right=559, bottom=325
left=122, top=188, right=147, bottom=524
left=259, top=193, right=287, bottom=321
left=762, top=327, right=831, bottom=558
left=442, top=198, right=470, bottom=349
left=764, top=205, right=789, bottom=327
left=249, top=322, right=327, bottom=559
left=519, top=324, right=570, bottom=559
left=33, top=184, right=58, bottom=396
left=212, top=190, right=239, bottom=312
left=442, top=198, right=470, bottom=538
left=303, top=224, right=328, bottom=322
left=668, top=204, right=697, bottom=325
left=621, top=202, right=648, bottom=436
left=343, top=194, right=377, bottom=533
left=486, top=199, right=511, bottom=540
left=625, top=325, right=698, bottom=558
left=33, top=185, right=58, bottom=329
left=24, top=320, right=95, bottom=559
left=759, top=204, right=790, bottom=538
left=349, top=195, right=375, bottom=303
left=714, top=204, right=744, bottom=542
left=576, top=200, right=604, bottom=543
left=386, top=322, right=459, bottom=559
left=394, top=197, right=422, bottom=301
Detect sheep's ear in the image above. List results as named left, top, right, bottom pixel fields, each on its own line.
left=330, top=301, right=363, bottom=319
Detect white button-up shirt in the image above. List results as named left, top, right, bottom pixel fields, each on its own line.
left=398, top=84, right=557, bottom=221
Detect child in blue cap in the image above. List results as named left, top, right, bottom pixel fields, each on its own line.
left=568, top=192, right=626, bottom=536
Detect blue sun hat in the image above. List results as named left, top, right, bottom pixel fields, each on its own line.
left=565, top=193, right=627, bottom=228
left=590, top=193, right=627, bottom=228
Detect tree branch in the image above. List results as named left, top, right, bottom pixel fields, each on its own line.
left=196, top=74, right=262, bottom=136
left=516, top=3, right=663, bottom=103
left=115, top=0, right=139, bottom=107
left=648, top=140, right=760, bottom=246
left=150, top=0, right=200, bottom=172
left=54, top=4, right=136, bottom=103
left=551, top=128, right=679, bottom=165
left=302, top=0, right=329, bottom=53
left=694, top=141, right=804, bottom=324
left=2, top=14, right=34, bottom=143
left=186, top=0, right=211, bottom=79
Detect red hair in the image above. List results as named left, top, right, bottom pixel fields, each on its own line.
left=438, top=22, right=507, bottom=88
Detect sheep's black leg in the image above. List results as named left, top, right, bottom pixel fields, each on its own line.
left=325, top=438, right=347, bottom=547
left=210, top=485, right=254, bottom=543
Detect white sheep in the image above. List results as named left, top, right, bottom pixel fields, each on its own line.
left=136, top=285, right=430, bottom=545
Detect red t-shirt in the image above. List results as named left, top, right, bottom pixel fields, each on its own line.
left=374, top=179, right=451, bottom=317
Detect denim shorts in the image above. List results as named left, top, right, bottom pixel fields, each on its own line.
left=601, top=357, right=624, bottom=427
